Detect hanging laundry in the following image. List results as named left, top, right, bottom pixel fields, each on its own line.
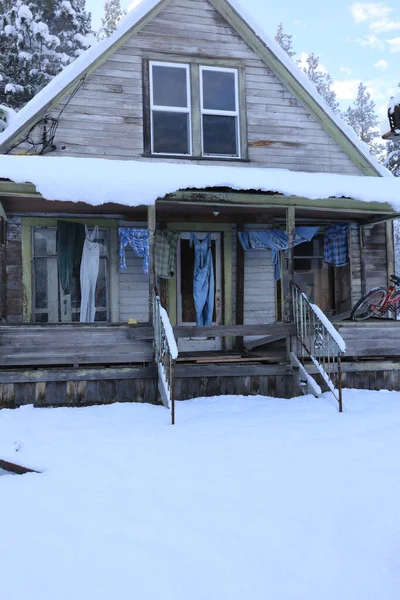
left=118, top=228, right=149, bottom=276
left=80, top=225, right=100, bottom=323
left=324, top=224, right=349, bottom=267
left=238, top=226, right=319, bottom=280
left=190, top=233, right=215, bottom=327
left=155, top=230, right=180, bottom=278
left=56, top=220, right=85, bottom=295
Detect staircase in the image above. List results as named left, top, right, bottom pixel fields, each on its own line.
left=291, top=285, right=346, bottom=411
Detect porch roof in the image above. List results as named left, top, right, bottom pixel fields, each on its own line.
left=0, top=155, right=399, bottom=216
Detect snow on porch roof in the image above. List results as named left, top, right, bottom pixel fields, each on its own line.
left=0, top=0, right=391, bottom=178
left=0, top=155, right=399, bottom=211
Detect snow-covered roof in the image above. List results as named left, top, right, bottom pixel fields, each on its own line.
left=0, top=0, right=392, bottom=179
left=0, top=155, right=398, bottom=211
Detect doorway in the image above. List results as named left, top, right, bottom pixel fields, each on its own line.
left=176, top=232, right=222, bottom=351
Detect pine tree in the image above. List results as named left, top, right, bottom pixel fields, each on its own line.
left=98, top=0, right=127, bottom=40
left=301, top=53, right=339, bottom=113
left=0, top=1, right=65, bottom=109
left=274, top=23, right=296, bottom=58
left=40, top=0, right=94, bottom=62
left=343, top=82, right=381, bottom=153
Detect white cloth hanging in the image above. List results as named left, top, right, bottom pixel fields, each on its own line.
left=80, top=225, right=100, bottom=323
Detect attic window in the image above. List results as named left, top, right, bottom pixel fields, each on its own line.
left=145, top=60, right=244, bottom=159
left=200, top=67, right=240, bottom=157
left=149, top=62, right=192, bottom=155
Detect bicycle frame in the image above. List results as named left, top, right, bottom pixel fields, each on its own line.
left=374, top=285, right=400, bottom=315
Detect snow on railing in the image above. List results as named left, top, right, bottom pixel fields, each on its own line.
left=153, top=290, right=178, bottom=424
left=292, top=285, right=344, bottom=411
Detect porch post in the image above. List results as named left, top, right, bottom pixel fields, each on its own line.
left=148, top=204, right=156, bottom=323
left=284, top=206, right=295, bottom=324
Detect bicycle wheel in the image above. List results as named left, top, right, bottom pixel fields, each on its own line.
left=350, top=287, right=387, bottom=321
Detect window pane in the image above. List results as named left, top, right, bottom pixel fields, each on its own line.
left=202, top=115, right=238, bottom=156
left=202, top=70, right=236, bottom=111
left=152, top=65, right=188, bottom=108
left=34, top=228, right=56, bottom=256
left=153, top=111, right=190, bottom=154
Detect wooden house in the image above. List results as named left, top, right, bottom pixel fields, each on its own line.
left=0, top=0, right=399, bottom=414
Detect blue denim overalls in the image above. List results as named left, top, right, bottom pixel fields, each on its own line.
left=190, top=233, right=214, bottom=326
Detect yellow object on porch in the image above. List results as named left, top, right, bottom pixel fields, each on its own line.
left=128, top=318, right=138, bottom=325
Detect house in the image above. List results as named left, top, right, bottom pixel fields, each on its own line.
left=0, top=0, right=400, bottom=414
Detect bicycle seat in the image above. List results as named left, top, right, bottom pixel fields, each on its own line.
left=390, top=274, right=400, bottom=285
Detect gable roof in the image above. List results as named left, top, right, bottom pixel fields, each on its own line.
left=0, top=0, right=391, bottom=178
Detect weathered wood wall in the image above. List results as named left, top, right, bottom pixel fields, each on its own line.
left=0, top=325, right=154, bottom=366
left=0, top=219, right=6, bottom=321
left=174, top=363, right=295, bottom=399
left=5, top=216, right=23, bottom=324
left=14, top=0, right=363, bottom=176
left=349, top=222, right=388, bottom=304
left=119, top=240, right=150, bottom=323
left=243, top=224, right=276, bottom=338
left=0, top=366, right=158, bottom=408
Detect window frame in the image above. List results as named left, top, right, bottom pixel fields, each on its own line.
left=149, top=60, right=192, bottom=157
left=199, top=65, right=241, bottom=158
left=143, top=58, right=247, bottom=160
left=32, top=226, right=110, bottom=324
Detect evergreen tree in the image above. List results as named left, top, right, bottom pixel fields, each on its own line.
left=274, top=23, right=296, bottom=58
left=301, top=53, right=340, bottom=113
left=98, top=0, right=127, bottom=40
left=41, top=0, right=94, bottom=61
left=343, top=82, right=381, bottom=153
left=0, top=1, right=65, bottom=109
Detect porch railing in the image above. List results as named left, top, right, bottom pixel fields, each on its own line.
left=153, top=289, right=178, bottom=424
left=292, top=285, right=345, bottom=412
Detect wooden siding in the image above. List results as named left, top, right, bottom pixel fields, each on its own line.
left=336, top=321, right=400, bottom=358
left=5, top=217, right=23, bottom=324
left=349, top=222, right=388, bottom=305
left=0, top=366, right=158, bottom=408
left=118, top=238, right=150, bottom=324
left=0, top=220, right=5, bottom=320
left=243, top=224, right=276, bottom=337
left=0, top=325, right=154, bottom=367
left=14, top=0, right=363, bottom=176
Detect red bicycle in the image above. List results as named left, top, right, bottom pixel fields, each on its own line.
left=351, top=275, right=400, bottom=321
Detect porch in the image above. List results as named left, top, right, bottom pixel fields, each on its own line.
left=0, top=183, right=399, bottom=409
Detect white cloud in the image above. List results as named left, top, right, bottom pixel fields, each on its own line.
left=350, top=2, right=391, bottom=24
left=387, top=36, right=400, bottom=51
left=355, top=34, right=385, bottom=50
left=332, top=79, right=360, bottom=100
left=340, top=66, right=352, bottom=75
left=369, top=19, right=400, bottom=32
left=374, top=59, right=389, bottom=69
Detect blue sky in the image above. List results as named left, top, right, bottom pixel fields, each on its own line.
left=86, top=0, right=400, bottom=117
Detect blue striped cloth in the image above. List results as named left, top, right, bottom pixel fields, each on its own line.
left=118, top=227, right=149, bottom=276
left=324, top=225, right=349, bottom=267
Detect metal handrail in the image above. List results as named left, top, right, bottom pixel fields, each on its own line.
left=153, top=288, right=178, bottom=424
left=292, top=285, right=344, bottom=411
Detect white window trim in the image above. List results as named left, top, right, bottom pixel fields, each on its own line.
left=149, top=61, right=192, bottom=156
left=199, top=66, right=241, bottom=159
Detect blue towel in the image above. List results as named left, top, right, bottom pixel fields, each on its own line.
left=238, top=227, right=319, bottom=280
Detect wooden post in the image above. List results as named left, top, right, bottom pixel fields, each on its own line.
left=284, top=207, right=295, bottom=323
left=148, top=204, right=156, bottom=323
left=359, top=226, right=367, bottom=297
left=284, top=207, right=295, bottom=359
left=236, top=222, right=245, bottom=350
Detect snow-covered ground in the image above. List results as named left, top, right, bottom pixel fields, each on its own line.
left=0, top=390, right=399, bottom=600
